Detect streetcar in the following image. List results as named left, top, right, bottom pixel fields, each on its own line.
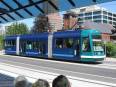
left=4, top=29, right=106, bottom=62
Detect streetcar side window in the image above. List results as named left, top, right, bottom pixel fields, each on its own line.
left=56, top=38, right=63, bottom=48
left=26, top=41, right=39, bottom=50
left=82, top=37, right=91, bottom=52
left=5, top=40, right=16, bottom=47
left=55, top=38, right=74, bottom=48
left=26, top=41, right=32, bottom=50
left=25, top=40, right=46, bottom=51
left=32, top=41, right=39, bottom=50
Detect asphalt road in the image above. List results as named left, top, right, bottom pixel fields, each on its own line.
left=0, top=55, right=116, bottom=84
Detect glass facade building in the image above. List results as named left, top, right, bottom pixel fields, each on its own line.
left=71, top=5, right=116, bottom=28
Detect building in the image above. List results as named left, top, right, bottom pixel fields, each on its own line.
left=67, top=5, right=116, bottom=42
left=33, top=0, right=63, bottom=32
left=63, top=12, right=78, bottom=30
left=81, top=21, right=115, bottom=42
left=45, top=0, right=63, bottom=32
left=71, top=5, right=116, bottom=28
left=111, top=34, right=116, bottom=43
left=42, top=0, right=58, bottom=14
left=48, top=13, right=63, bottom=32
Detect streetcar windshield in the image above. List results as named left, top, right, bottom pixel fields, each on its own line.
left=92, top=35, right=105, bottom=55
left=93, top=40, right=104, bottom=52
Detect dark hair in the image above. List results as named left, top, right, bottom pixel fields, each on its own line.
left=32, top=79, right=50, bottom=87
left=52, top=75, right=71, bottom=87
left=14, top=76, right=28, bottom=87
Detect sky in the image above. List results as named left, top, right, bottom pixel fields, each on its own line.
left=2, top=1, right=116, bottom=29
left=98, top=1, right=116, bottom=12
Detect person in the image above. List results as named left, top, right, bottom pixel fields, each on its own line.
left=14, top=75, right=29, bottom=87
left=32, top=79, right=50, bottom=87
left=52, top=75, right=71, bottom=87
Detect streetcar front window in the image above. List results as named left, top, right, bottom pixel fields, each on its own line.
left=93, top=40, right=104, bottom=52
left=92, top=35, right=105, bottom=55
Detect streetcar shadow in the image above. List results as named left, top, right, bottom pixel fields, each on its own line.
left=46, top=58, right=103, bottom=65
left=75, top=61, right=103, bottom=65
left=66, top=60, right=102, bottom=65
left=4, top=54, right=102, bottom=65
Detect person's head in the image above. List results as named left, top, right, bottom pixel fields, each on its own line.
left=32, top=79, right=50, bottom=87
left=52, top=75, right=71, bottom=87
left=14, top=75, right=28, bottom=87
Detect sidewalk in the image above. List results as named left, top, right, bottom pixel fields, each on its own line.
left=105, top=57, right=116, bottom=62
left=0, top=50, right=5, bottom=55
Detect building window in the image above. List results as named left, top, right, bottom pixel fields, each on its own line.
left=113, top=18, right=116, bottom=21
left=103, top=20, right=107, bottom=23
left=108, top=17, right=112, bottom=20
left=79, top=14, right=83, bottom=17
left=108, top=13, right=112, bottom=16
left=85, top=12, right=92, bottom=16
left=78, top=18, right=83, bottom=22
left=103, top=11, right=107, bottom=15
left=103, top=16, right=107, bottom=20
left=94, top=20, right=102, bottom=23
left=109, top=21, right=112, bottom=24
left=113, top=22, right=116, bottom=25
left=85, top=17, right=92, bottom=20
left=93, top=11, right=101, bottom=15
left=113, top=14, right=116, bottom=18
left=93, top=15, right=102, bottom=20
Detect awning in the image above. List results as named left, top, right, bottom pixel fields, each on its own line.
left=0, top=0, right=115, bottom=24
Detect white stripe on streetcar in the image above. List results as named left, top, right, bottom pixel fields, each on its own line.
left=81, top=55, right=106, bottom=58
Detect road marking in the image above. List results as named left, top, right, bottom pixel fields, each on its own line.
left=1, top=55, right=116, bottom=70
left=0, top=58, right=116, bottom=81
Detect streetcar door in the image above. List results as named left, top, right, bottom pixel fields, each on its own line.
left=81, top=37, right=92, bottom=56
left=74, top=39, right=80, bottom=57
left=37, top=41, right=47, bottom=56
left=20, top=40, right=26, bottom=55
left=39, top=41, right=46, bottom=55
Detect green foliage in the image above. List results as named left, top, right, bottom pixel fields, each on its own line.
left=0, top=35, right=4, bottom=50
left=106, top=42, right=116, bottom=58
left=6, top=22, right=29, bottom=36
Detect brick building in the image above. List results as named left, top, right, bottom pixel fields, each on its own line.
left=111, top=34, right=116, bottom=43
left=63, top=12, right=78, bottom=30
left=48, top=13, right=63, bottom=32
left=43, top=0, right=63, bottom=32
left=32, top=0, right=63, bottom=32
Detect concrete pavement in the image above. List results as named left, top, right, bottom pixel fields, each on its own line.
left=0, top=55, right=116, bottom=87
left=0, top=62, right=115, bottom=87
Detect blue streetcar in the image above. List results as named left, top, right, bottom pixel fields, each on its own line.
left=4, top=29, right=106, bottom=62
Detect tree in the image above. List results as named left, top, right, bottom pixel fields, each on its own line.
left=6, top=22, right=29, bottom=36
left=106, top=42, right=116, bottom=58
left=31, top=14, right=50, bottom=33
left=0, top=35, right=4, bottom=50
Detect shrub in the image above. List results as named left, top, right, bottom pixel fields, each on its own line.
left=106, top=42, right=116, bottom=58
